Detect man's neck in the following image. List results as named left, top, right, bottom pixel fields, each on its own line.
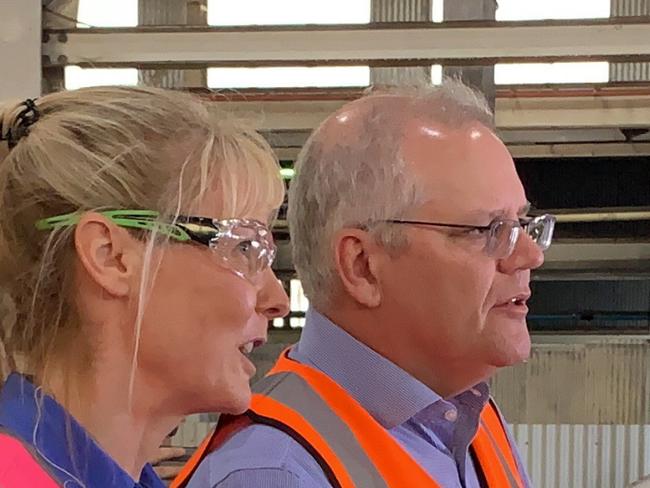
left=321, top=306, right=494, bottom=399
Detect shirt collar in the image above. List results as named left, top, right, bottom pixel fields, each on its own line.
left=0, top=373, right=164, bottom=488
left=290, top=309, right=442, bottom=429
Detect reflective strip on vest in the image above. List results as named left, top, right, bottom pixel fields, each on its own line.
left=475, top=406, right=526, bottom=488
left=251, top=367, right=440, bottom=487
left=0, top=432, right=61, bottom=487
left=253, top=372, right=388, bottom=488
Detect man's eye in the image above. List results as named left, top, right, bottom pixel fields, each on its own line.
left=519, top=217, right=533, bottom=226
left=463, top=227, right=489, bottom=237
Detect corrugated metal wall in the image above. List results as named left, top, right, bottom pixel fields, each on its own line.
left=513, top=424, right=650, bottom=488
left=493, top=338, right=650, bottom=487
left=491, top=338, right=649, bottom=424
left=611, top=63, right=650, bottom=82
left=372, top=0, right=430, bottom=19
left=614, top=0, right=650, bottom=15
left=610, top=0, right=650, bottom=81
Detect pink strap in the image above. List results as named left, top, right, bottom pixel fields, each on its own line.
left=0, top=433, right=60, bottom=487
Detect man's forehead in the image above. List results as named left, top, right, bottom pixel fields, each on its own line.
left=400, top=120, right=506, bottom=183
left=402, top=117, right=497, bottom=145
left=331, top=95, right=407, bottom=120
left=402, top=122, right=527, bottom=220
left=325, top=100, right=494, bottom=155
left=415, top=199, right=531, bottom=221
left=320, top=95, right=412, bottom=146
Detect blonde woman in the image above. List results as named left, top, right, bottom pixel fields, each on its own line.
left=0, top=87, right=289, bottom=487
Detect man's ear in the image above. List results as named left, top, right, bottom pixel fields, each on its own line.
left=74, top=212, right=140, bottom=297
left=332, top=228, right=384, bottom=308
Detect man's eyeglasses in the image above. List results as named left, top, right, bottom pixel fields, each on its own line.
left=382, top=214, right=556, bottom=259
left=35, top=210, right=276, bottom=281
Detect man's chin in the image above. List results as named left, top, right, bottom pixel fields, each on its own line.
left=484, top=318, right=531, bottom=367
left=493, top=339, right=531, bottom=367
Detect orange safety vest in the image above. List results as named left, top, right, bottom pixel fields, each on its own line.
left=173, top=350, right=525, bottom=488
left=0, top=431, right=62, bottom=487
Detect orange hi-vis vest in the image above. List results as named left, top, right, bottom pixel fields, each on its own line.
left=173, top=350, right=525, bottom=488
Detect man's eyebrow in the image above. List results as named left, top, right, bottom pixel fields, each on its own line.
left=459, top=208, right=504, bottom=221
left=456, top=202, right=531, bottom=221
left=465, top=202, right=532, bottom=221
left=518, top=202, right=532, bottom=216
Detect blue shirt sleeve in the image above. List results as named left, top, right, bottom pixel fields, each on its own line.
left=208, top=469, right=302, bottom=488
left=186, top=424, right=332, bottom=488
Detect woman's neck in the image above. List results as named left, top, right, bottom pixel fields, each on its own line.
left=44, top=359, right=182, bottom=480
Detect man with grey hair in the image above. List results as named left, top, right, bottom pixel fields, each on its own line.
left=179, top=79, right=556, bottom=488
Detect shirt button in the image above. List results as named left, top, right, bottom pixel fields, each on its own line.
left=470, top=388, right=482, bottom=397
left=444, top=409, right=458, bottom=422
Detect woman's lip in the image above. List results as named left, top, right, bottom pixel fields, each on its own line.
left=238, top=335, right=268, bottom=350
left=240, top=352, right=257, bottom=376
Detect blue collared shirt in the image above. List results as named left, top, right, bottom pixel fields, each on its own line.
left=0, top=373, right=164, bottom=488
left=188, top=309, right=530, bottom=488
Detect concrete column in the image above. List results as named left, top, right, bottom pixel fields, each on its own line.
left=138, top=0, right=207, bottom=88
left=442, top=0, right=497, bottom=114
left=370, top=0, right=431, bottom=85
left=42, top=0, right=80, bottom=93
left=0, top=0, right=41, bottom=99
left=184, top=0, right=208, bottom=88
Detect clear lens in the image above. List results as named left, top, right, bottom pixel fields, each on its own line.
left=525, top=214, right=556, bottom=251
left=486, top=220, right=520, bottom=259
left=486, top=214, right=556, bottom=259
left=209, top=220, right=276, bottom=279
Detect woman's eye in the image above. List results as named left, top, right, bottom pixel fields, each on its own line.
left=236, top=240, right=254, bottom=255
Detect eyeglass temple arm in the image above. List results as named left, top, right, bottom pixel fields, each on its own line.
left=385, top=219, right=492, bottom=231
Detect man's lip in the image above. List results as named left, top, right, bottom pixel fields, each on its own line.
left=492, top=303, right=529, bottom=318
left=494, top=293, right=532, bottom=307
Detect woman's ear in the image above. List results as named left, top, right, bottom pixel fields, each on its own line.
left=74, top=213, right=141, bottom=297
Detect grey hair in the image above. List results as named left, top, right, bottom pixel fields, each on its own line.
left=288, top=78, right=493, bottom=310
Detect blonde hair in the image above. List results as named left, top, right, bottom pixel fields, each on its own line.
left=0, top=86, right=284, bottom=385
left=288, top=78, right=493, bottom=310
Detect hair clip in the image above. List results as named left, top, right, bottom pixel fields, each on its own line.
left=1, top=98, right=40, bottom=149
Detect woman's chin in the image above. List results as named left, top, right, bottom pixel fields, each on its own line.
left=213, top=384, right=252, bottom=416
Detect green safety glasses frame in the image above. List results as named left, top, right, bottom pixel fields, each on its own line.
left=36, top=210, right=276, bottom=280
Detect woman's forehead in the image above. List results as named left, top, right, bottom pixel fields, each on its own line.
left=191, top=191, right=276, bottom=223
